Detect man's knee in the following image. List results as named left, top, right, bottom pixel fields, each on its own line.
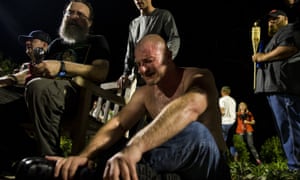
left=25, top=78, right=47, bottom=98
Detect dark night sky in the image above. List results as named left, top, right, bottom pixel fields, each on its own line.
left=0, top=0, right=291, bottom=148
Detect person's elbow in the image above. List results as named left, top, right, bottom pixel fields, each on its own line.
left=92, top=59, right=110, bottom=82
left=185, top=93, right=208, bottom=119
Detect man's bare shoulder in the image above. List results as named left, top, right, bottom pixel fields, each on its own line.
left=181, top=67, right=217, bottom=94
left=133, top=85, right=152, bottom=97
left=182, top=67, right=214, bottom=79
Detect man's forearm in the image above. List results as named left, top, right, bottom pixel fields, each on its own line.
left=79, top=118, right=127, bottom=159
left=64, top=60, right=109, bottom=82
left=127, top=93, right=202, bottom=154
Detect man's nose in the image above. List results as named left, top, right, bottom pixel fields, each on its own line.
left=138, top=65, right=147, bottom=74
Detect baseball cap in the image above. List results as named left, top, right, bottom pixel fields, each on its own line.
left=18, top=30, right=52, bottom=45
left=268, top=9, right=287, bottom=18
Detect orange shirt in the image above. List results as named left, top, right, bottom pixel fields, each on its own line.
left=236, top=111, right=254, bottom=134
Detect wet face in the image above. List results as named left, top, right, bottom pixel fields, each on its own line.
left=135, top=41, right=168, bottom=85
left=59, top=2, right=92, bottom=43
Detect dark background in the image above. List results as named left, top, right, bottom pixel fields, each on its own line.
left=0, top=0, right=292, bottom=150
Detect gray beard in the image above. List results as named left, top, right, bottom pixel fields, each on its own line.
left=59, top=20, right=89, bottom=44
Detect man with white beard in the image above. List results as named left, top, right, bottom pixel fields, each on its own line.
left=25, top=0, right=111, bottom=156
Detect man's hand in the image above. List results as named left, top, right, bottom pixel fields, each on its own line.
left=45, top=155, right=90, bottom=180
left=117, top=74, right=131, bottom=89
left=252, top=52, right=265, bottom=63
left=30, top=60, right=61, bottom=77
left=103, top=146, right=142, bottom=180
left=0, top=69, right=31, bottom=87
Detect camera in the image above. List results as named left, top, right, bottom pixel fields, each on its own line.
left=33, top=47, right=45, bottom=64
left=239, top=113, right=248, bottom=120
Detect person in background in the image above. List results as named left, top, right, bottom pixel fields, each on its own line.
left=44, top=34, right=230, bottom=180
left=113, top=0, right=181, bottom=138
left=235, top=101, right=262, bottom=165
left=283, top=0, right=300, bottom=23
left=117, top=0, right=180, bottom=89
left=252, top=9, right=300, bottom=174
left=0, top=29, right=51, bottom=176
left=283, top=0, right=300, bottom=49
left=219, top=86, right=237, bottom=155
left=24, top=0, right=111, bottom=156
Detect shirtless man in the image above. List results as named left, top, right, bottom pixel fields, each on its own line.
left=47, top=34, right=230, bottom=180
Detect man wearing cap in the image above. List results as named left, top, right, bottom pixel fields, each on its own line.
left=252, top=9, right=300, bottom=174
left=0, top=30, right=51, bottom=87
left=18, top=30, right=52, bottom=65
left=0, top=29, right=51, bottom=174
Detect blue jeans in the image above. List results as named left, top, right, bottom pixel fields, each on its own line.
left=222, top=124, right=234, bottom=141
left=141, top=122, right=230, bottom=179
left=267, top=94, right=300, bottom=170
left=222, top=123, right=236, bottom=158
left=89, top=122, right=230, bottom=180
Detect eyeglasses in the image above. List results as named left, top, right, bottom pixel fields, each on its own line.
left=64, top=10, right=89, bottom=20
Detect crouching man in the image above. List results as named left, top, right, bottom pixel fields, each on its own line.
left=47, top=34, right=231, bottom=180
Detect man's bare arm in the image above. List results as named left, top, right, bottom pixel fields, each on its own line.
left=79, top=89, right=147, bottom=159
left=33, top=59, right=109, bottom=83
left=126, top=91, right=207, bottom=154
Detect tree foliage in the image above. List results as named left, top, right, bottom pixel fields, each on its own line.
left=0, top=52, right=18, bottom=76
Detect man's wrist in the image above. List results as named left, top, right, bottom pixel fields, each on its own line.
left=57, top=61, right=66, bottom=77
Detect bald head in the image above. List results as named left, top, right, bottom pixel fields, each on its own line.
left=134, top=34, right=169, bottom=59
left=137, top=34, right=165, bottom=46
left=134, top=34, right=174, bottom=85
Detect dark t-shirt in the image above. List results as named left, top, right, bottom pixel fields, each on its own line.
left=124, top=8, right=180, bottom=86
left=255, top=24, right=300, bottom=96
left=47, top=34, right=110, bottom=65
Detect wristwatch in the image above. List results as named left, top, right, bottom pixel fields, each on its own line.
left=58, top=61, right=66, bottom=77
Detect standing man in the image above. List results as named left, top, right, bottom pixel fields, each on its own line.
left=45, top=34, right=230, bottom=180
left=219, top=86, right=237, bottom=159
left=118, top=0, right=180, bottom=88
left=115, top=0, right=181, bottom=137
left=252, top=9, right=300, bottom=173
left=219, top=86, right=237, bottom=142
left=25, top=0, right=111, bottom=156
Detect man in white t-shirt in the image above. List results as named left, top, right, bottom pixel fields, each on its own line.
left=219, top=86, right=236, bottom=142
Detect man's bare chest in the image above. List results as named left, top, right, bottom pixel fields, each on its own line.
left=146, top=88, right=183, bottom=117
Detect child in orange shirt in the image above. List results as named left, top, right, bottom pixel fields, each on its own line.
left=236, top=102, right=261, bottom=165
